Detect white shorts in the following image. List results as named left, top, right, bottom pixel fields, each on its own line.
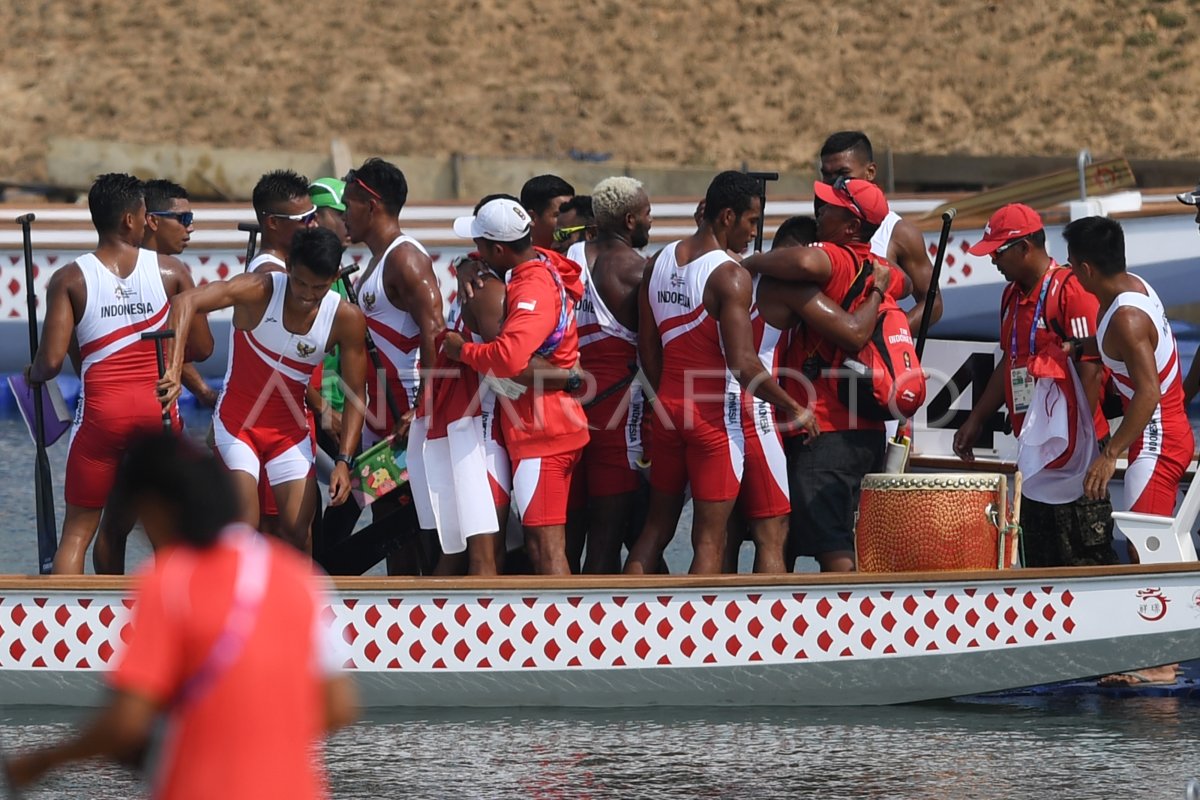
left=409, top=416, right=506, bottom=554
left=212, top=414, right=314, bottom=486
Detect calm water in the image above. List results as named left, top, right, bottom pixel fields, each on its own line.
left=1, top=415, right=1199, bottom=798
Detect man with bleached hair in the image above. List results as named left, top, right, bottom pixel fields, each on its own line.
left=566, top=177, right=654, bottom=572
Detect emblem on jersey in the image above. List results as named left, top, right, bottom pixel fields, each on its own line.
left=363, top=291, right=376, bottom=311
left=297, top=341, right=316, bottom=358
left=670, top=272, right=686, bottom=289
left=113, top=286, right=136, bottom=299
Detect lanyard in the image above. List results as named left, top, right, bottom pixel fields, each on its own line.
left=1009, top=270, right=1053, bottom=362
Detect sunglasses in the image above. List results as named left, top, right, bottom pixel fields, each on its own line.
left=148, top=210, right=194, bottom=227
left=993, top=236, right=1028, bottom=257
left=552, top=225, right=589, bottom=243
left=832, top=176, right=869, bottom=222
left=266, top=206, right=318, bottom=225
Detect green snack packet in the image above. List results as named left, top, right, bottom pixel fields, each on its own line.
left=350, top=436, right=409, bottom=507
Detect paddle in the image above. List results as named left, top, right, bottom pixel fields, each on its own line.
left=16, top=213, right=57, bottom=575
left=141, top=330, right=177, bottom=431
left=237, top=222, right=261, bottom=272
left=745, top=170, right=779, bottom=254
left=914, top=208, right=955, bottom=360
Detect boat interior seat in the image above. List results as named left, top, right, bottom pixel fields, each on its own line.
left=1111, top=463, right=1200, bottom=564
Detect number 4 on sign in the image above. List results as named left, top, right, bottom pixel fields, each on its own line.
left=926, top=352, right=1008, bottom=450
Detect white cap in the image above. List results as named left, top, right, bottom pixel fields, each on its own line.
left=453, top=198, right=532, bottom=242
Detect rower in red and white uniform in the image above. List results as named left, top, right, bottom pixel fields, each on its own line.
left=566, top=176, right=654, bottom=573
left=342, top=158, right=444, bottom=448
left=160, top=227, right=368, bottom=552
left=1064, top=216, right=1195, bottom=516
left=28, top=173, right=214, bottom=574
left=627, top=171, right=813, bottom=576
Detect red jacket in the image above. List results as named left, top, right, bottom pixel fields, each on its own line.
left=460, top=248, right=589, bottom=459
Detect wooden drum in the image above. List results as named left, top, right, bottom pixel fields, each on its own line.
left=855, top=473, right=1018, bottom=573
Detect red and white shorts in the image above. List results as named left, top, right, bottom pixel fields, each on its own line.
left=573, top=383, right=645, bottom=504
left=648, top=392, right=744, bottom=503
left=739, top=397, right=790, bottom=520
left=213, top=414, right=314, bottom=487
left=512, top=450, right=583, bottom=527
left=1125, top=417, right=1194, bottom=515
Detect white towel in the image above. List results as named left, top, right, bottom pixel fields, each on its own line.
left=1017, top=360, right=1095, bottom=504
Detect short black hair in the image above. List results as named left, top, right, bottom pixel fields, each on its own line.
left=252, top=169, right=310, bottom=218
left=88, top=173, right=144, bottom=234
left=559, top=195, right=594, bottom=223
left=703, top=171, right=761, bottom=224
left=772, top=216, right=818, bottom=249
left=474, top=193, right=521, bottom=214
left=820, top=131, right=874, bottom=164
left=289, top=227, right=345, bottom=279
left=1063, top=216, right=1127, bottom=276
left=143, top=179, right=189, bottom=213
left=348, top=158, right=408, bottom=216
left=521, top=174, right=575, bottom=215
left=1027, top=229, right=1047, bottom=250
left=109, top=432, right=237, bottom=549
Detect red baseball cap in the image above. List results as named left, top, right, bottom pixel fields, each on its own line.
left=813, top=179, right=889, bottom=226
left=967, top=204, right=1044, bottom=256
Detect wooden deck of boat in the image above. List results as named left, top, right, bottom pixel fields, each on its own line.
left=0, top=561, right=1195, bottom=592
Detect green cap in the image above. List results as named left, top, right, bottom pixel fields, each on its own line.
left=309, top=178, right=346, bottom=212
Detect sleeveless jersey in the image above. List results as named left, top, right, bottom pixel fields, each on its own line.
left=648, top=241, right=739, bottom=401
left=566, top=241, right=596, bottom=271
left=248, top=252, right=285, bottom=273
left=745, top=276, right=788, bottom=431
left=216, top=272, right=340, bottom=434
left=1098, top=274, right=1189, bottom=419
left=75, top=248, right=171, bottom=387
left=574, top=246, right=638, bottom=393
left=869, top=210, right=902, bottom=260
left=355, top=235, right=431, bottom=434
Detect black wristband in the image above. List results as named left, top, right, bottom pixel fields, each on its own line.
left=869, top=286, right=886, bottom=300
left=335, top=454, right=356, bottom=470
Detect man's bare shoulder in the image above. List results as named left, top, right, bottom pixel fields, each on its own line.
left=889, top=219, right=932, bottom=267
left=385, top=240, right=436, bottom=277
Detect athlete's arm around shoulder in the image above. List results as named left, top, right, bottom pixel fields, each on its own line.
left=892, top=220, right=940, bottom=327
left=28, top=263, right=85, bottom=384
left=159, top=254, right=214, bottom=363
left=708, top=261, right=813, bottom=434
left=160, top=273, right=273, bottom=403
left=740, top=244, right=834, bottom=285
left=637, top=252, right=664, bottom=392
left=384, top=244, right=446, bottom=373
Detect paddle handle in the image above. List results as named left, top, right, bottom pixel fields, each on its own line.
left=914, top=208, right=955, bottom=360
left=746, top=171, right=779, bottom=254
left=142, top=330, right=176, bottom=431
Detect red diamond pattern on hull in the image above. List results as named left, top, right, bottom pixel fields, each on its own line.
left=0, top=585, right=1082, bottom=673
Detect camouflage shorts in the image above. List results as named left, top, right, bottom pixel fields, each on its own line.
left=1019, top=494, right=1119, bottom=568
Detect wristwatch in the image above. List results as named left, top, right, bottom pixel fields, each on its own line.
left=335, top=454, right=357, bottom=470
left=564, top=371, right=583, bottom=394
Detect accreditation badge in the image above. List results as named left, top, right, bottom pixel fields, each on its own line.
left=1010, top=366, right=1034, bottom=414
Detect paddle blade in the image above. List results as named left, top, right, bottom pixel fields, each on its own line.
left=34, top=450, right=57, bottom=574
left=7, top=376, right=71, bottom=447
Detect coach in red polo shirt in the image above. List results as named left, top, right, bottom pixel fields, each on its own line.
left=953, top=204, right=1117, bottom=567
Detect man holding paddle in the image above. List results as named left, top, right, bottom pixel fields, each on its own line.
left=26, top=173, right=213, bottom=574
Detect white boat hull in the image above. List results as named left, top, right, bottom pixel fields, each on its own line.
left=1, top=567, right=1197, bottom=707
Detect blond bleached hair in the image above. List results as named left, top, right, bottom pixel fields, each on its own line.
left=592, top=176, right=646, bottom=230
